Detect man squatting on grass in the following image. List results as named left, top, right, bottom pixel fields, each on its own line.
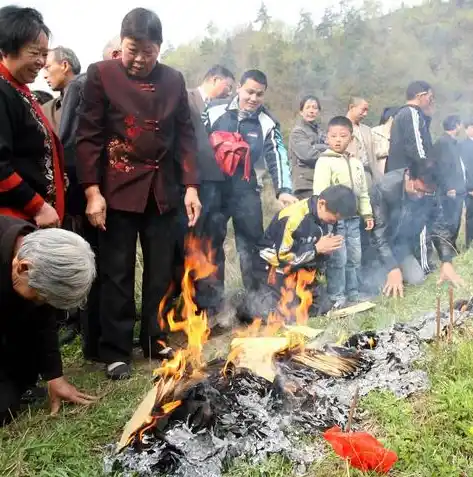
left=247, top=185, right=358, bottom=318
left=370, top=159, right=464, bottom=298
left=0, top=216, right=97, bottom=426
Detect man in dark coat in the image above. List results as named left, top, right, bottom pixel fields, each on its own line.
left=369, top=160, right=463, bottom=298
left=0, top=215, right=97, bottom=425
left=386, top=80, right=434, bottom=173
left=431, top=115, right=465, bottom=246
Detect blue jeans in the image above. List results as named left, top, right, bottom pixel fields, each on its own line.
left=327, top=217, right=362, bottom=302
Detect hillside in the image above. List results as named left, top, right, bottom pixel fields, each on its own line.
left=163, top=0, right=473, bottom=137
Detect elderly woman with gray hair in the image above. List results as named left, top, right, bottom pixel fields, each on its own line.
left=0, top=215, right=97, bottom=425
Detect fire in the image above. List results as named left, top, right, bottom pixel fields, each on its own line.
left=120, top=239, right=319, bottom=450
left=157, top=235, right=216, bottom=372
left=295, top=269, right=317, bottom=326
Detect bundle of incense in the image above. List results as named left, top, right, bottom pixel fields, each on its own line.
left=291, top=349, right=362, bottom=378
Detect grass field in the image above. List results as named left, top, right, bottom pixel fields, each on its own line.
left=2, top=190, right=473, bottom=476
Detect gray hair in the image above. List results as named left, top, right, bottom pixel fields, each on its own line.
left=17, top=228, right=96, bottom=310
left=102, top=35, right=121, bottom=60
left=51, top=46, right=81, bottom=75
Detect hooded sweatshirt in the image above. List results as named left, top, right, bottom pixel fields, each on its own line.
left=313, top=149, right=373, bottom=218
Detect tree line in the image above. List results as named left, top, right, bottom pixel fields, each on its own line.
left=163, top=0, right=473, bottom=138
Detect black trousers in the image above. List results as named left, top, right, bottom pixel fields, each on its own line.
left=442, top=195, right=464, bottom=247
left=210, top=174, right=264, bottom=291
left=174, top=181, right=227, bottom=313
left=63, top=214, right=101, bottom=360
left=466, top=195, right=473, bottom=248
left=0, top=331, right=41, bottom=426
left=98, top=200, right=176, bottom=364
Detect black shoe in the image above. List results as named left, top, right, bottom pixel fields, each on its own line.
left=142, top=338, right=174, bottom=360
left=105, top=362, right=131, bottom=380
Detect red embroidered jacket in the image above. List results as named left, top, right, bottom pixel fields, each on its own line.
left=76, top=60, right=198, bottom=214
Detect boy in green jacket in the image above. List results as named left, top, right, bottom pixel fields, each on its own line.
left=313, top=116, right=374, bottom=307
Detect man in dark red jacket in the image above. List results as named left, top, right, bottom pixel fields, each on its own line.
left=0, top=215, right=97, bottom=425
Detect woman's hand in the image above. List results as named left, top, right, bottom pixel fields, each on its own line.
left=34, top=202, right=60, bottom=228
left=184, top=186, right=202, bottom=227
left=85, top=186, right=107, bottom=231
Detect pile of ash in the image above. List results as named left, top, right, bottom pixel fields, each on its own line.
left=104, top=306, right=472, bottom=477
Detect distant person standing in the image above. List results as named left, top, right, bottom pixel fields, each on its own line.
left=346, top=97, right=380, bottom=187
left=371, top=107, right=399, bottom=176
left=313, top=116, right=373, bottom=308
left=462, top=119, right=473, bottom=248
left=102, top=36, right=122, bottom=60
left=42, top=47, right=81, bottom=133
left=289, top=94, right=327, bottom=200
left=431, top=115, right=465, bottom=247
left=386, top=81, right=434, bottom=172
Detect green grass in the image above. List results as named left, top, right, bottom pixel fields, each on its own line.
left=2, top=194, right=473, bottom=476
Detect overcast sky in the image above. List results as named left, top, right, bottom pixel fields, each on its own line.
left=4, top=0, right=419, bottom=91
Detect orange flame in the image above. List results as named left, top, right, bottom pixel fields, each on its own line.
left=295, top=269, right=316, bottom=326
left=154, top=235, right=216, bottom=382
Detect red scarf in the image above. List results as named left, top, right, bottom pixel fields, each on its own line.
left=0, top=63, right=65, bottom=221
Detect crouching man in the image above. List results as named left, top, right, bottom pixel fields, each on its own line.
left=369, top=159, right=464, bottom=298
left=245, top=185, right=357, bottom=319
left=0, top=216, right=97, bottom=425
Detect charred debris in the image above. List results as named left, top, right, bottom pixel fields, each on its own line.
left=105, top=298, right=473, bottom=477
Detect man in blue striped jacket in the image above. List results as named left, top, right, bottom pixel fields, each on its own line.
left=201, top=69, right=296, bottom=310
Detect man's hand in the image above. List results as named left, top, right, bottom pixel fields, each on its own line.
left=34, top=202, right=60, bottom=228
left=278, top=193, right=298, bottom=208
left=48, top=377, right=97, bottom=416
left=315, top=234, right=344, bottom=255
left=447, top=189, right=456, bottom=198
left=383, top=267, right=404, bottom=298
left=85, top=186, right=107, bottom=231
left=184, top=186, right=202, bottom=227
left=438, top=262, right=465, bottom=288
left=365, top=218, right=375, bottom=231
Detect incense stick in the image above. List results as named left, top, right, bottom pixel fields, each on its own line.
left=436, top=294, right=441, bottom=343
left=346, top=386, right=360, bottom=432
left=448, top=286, right=454, bottom=343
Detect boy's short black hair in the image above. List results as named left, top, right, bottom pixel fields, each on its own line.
left=327, top=115, right=353, bottom=134
left=408, top=159, right=439, bottom=189
left=240, top=69, right=268, bottom=89
left=319, top=185, right=357, bottom=219
left=442, top=114, right=461, bottom=132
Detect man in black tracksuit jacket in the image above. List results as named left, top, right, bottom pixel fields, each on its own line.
left=386, top=81, right=434, bottom=173
left=431, top=115, right=465, bottom=247
left=369, top=161, right=463, bottom=298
